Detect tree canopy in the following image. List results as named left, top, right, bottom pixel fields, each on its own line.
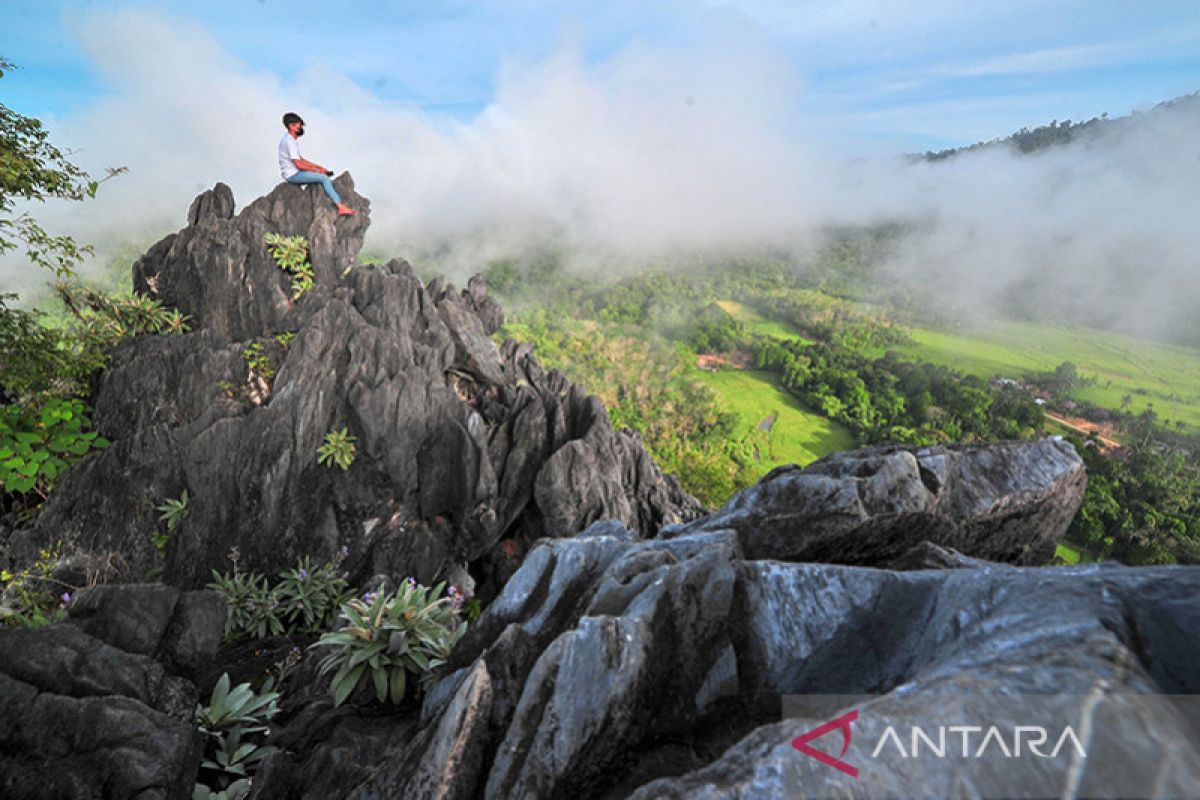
left=0, top=57, right=123, bottom=278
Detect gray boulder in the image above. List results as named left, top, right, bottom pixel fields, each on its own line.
left=662, top=439, right=1086, bottom=566
left=633, top=561, right=1200, bottom=798
left=0, top=584, right=223, bottom=799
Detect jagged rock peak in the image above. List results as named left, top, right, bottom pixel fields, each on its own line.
left=134, top=175, right=372, bottom=343
left=7, top=179, right=702, bottom=591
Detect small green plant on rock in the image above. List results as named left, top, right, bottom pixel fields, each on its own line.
left=149, top=490, right=187, bottom=580
left=0, top=541, right=72, bottom=627
left=208, top=566, right=283, bottom=641
left=242, top=342, right=276, bottom=383
left=317, top=427, right=356, bottom=470
left=194, top=673, right=280, bottom=800
left=275, top=555, right=351, bottom=633
left=157, top=489, right=189, bottom=531
left=315, top=580, right=467, bottom=706
left=263, top=233, right=313, bottom=299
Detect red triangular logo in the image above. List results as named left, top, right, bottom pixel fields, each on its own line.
left=791, top=708, right=859, bottom=777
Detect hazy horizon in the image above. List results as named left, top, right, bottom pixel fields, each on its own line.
left=3, top=4, right=1199, bottom=344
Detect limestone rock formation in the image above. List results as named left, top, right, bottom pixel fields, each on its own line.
left=6, top=178, right=703, bottom=589
left=249, top=531, right=1200, bottom=799
left=0, top=584, right=223, bottom=799
left=662, top=439, right=1086, bottom=566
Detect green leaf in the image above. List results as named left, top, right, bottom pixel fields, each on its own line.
left=389, top=668, right=406, bottom=704
left=210, top=673, right=231, bottom=712
left=9, top=475, right=37, bottom=494
left=372, top=664, right=387, bottom=702
left=333, top=663, right=365, bottom=706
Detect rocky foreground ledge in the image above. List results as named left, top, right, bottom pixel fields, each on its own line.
left=2, top=179, right=1197, bottom=799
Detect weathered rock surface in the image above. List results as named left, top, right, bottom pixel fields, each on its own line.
left=662, top=439, right=1086, bottom=566
left=633, top=561, right=1200, bottom=799
left=6, top=178, right=702, bottom=588
left=252, top=532, right=1200, bottom=800
left=0, top=585, right=222, bottom=799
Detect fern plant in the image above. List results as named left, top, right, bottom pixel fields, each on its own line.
left=314, top=580, right=467, bottom=706
left=317, top=427, right=356, bottom=470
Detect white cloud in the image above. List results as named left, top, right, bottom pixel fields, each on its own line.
left=3, top=7, right=1198, bottom=343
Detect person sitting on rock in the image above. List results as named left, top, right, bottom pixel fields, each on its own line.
left=278, top=112, right=357, bottom=216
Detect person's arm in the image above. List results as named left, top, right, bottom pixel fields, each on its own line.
left=293, top=157, right=333, bottom=175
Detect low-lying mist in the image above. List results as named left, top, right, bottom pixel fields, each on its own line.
left=4, top=10, right=1197, bottom=344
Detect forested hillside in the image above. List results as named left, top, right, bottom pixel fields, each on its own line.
left=921, top=90, right=1200, bottom=159
left=482, top=236, right=1200, bottom=565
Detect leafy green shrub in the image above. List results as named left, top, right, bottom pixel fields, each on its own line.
left=208, top=566, right=283, bottom=641
left=275, top=556, right=351, bottom=633
left=54, top=281, right=190, bottom=370
left=0, top=541, right=71, bottom=627
left=264, top=233, right=313, bottom=299
left=317, top=427, right=356, bottom=470
left=194, top=673, right=280, bottom=800
left=208, top=550, right=352, bottom=641
left=193, top=782, right=250, bottom=800
left=0, top=294, right=78, bottom=403
left=0, top=398, right=109, bottom=498
left=315, top=580, right=467, bottom=706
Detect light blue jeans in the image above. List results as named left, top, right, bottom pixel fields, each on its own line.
left=286, top=171, right=341, bottom=204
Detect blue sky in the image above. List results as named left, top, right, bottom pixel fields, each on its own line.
left=2, top=2, right=1198, bottom=340
left=4, top=0, right=1199, bottom=153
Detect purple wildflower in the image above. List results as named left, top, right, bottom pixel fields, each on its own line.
left=339, top=545, right=350, bottom=558
left=298, top=568, right=308, bottom=580
left=61, top=592, right=71, bottom=604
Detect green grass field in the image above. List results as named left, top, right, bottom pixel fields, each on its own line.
left=715, top=300, right=812, bottom=343
left=689, top=365, right=855, bottom=469
left=876, top=320, right=1200, bottom=431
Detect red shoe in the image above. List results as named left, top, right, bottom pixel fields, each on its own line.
left=337, top=204, right=358, bottom=216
